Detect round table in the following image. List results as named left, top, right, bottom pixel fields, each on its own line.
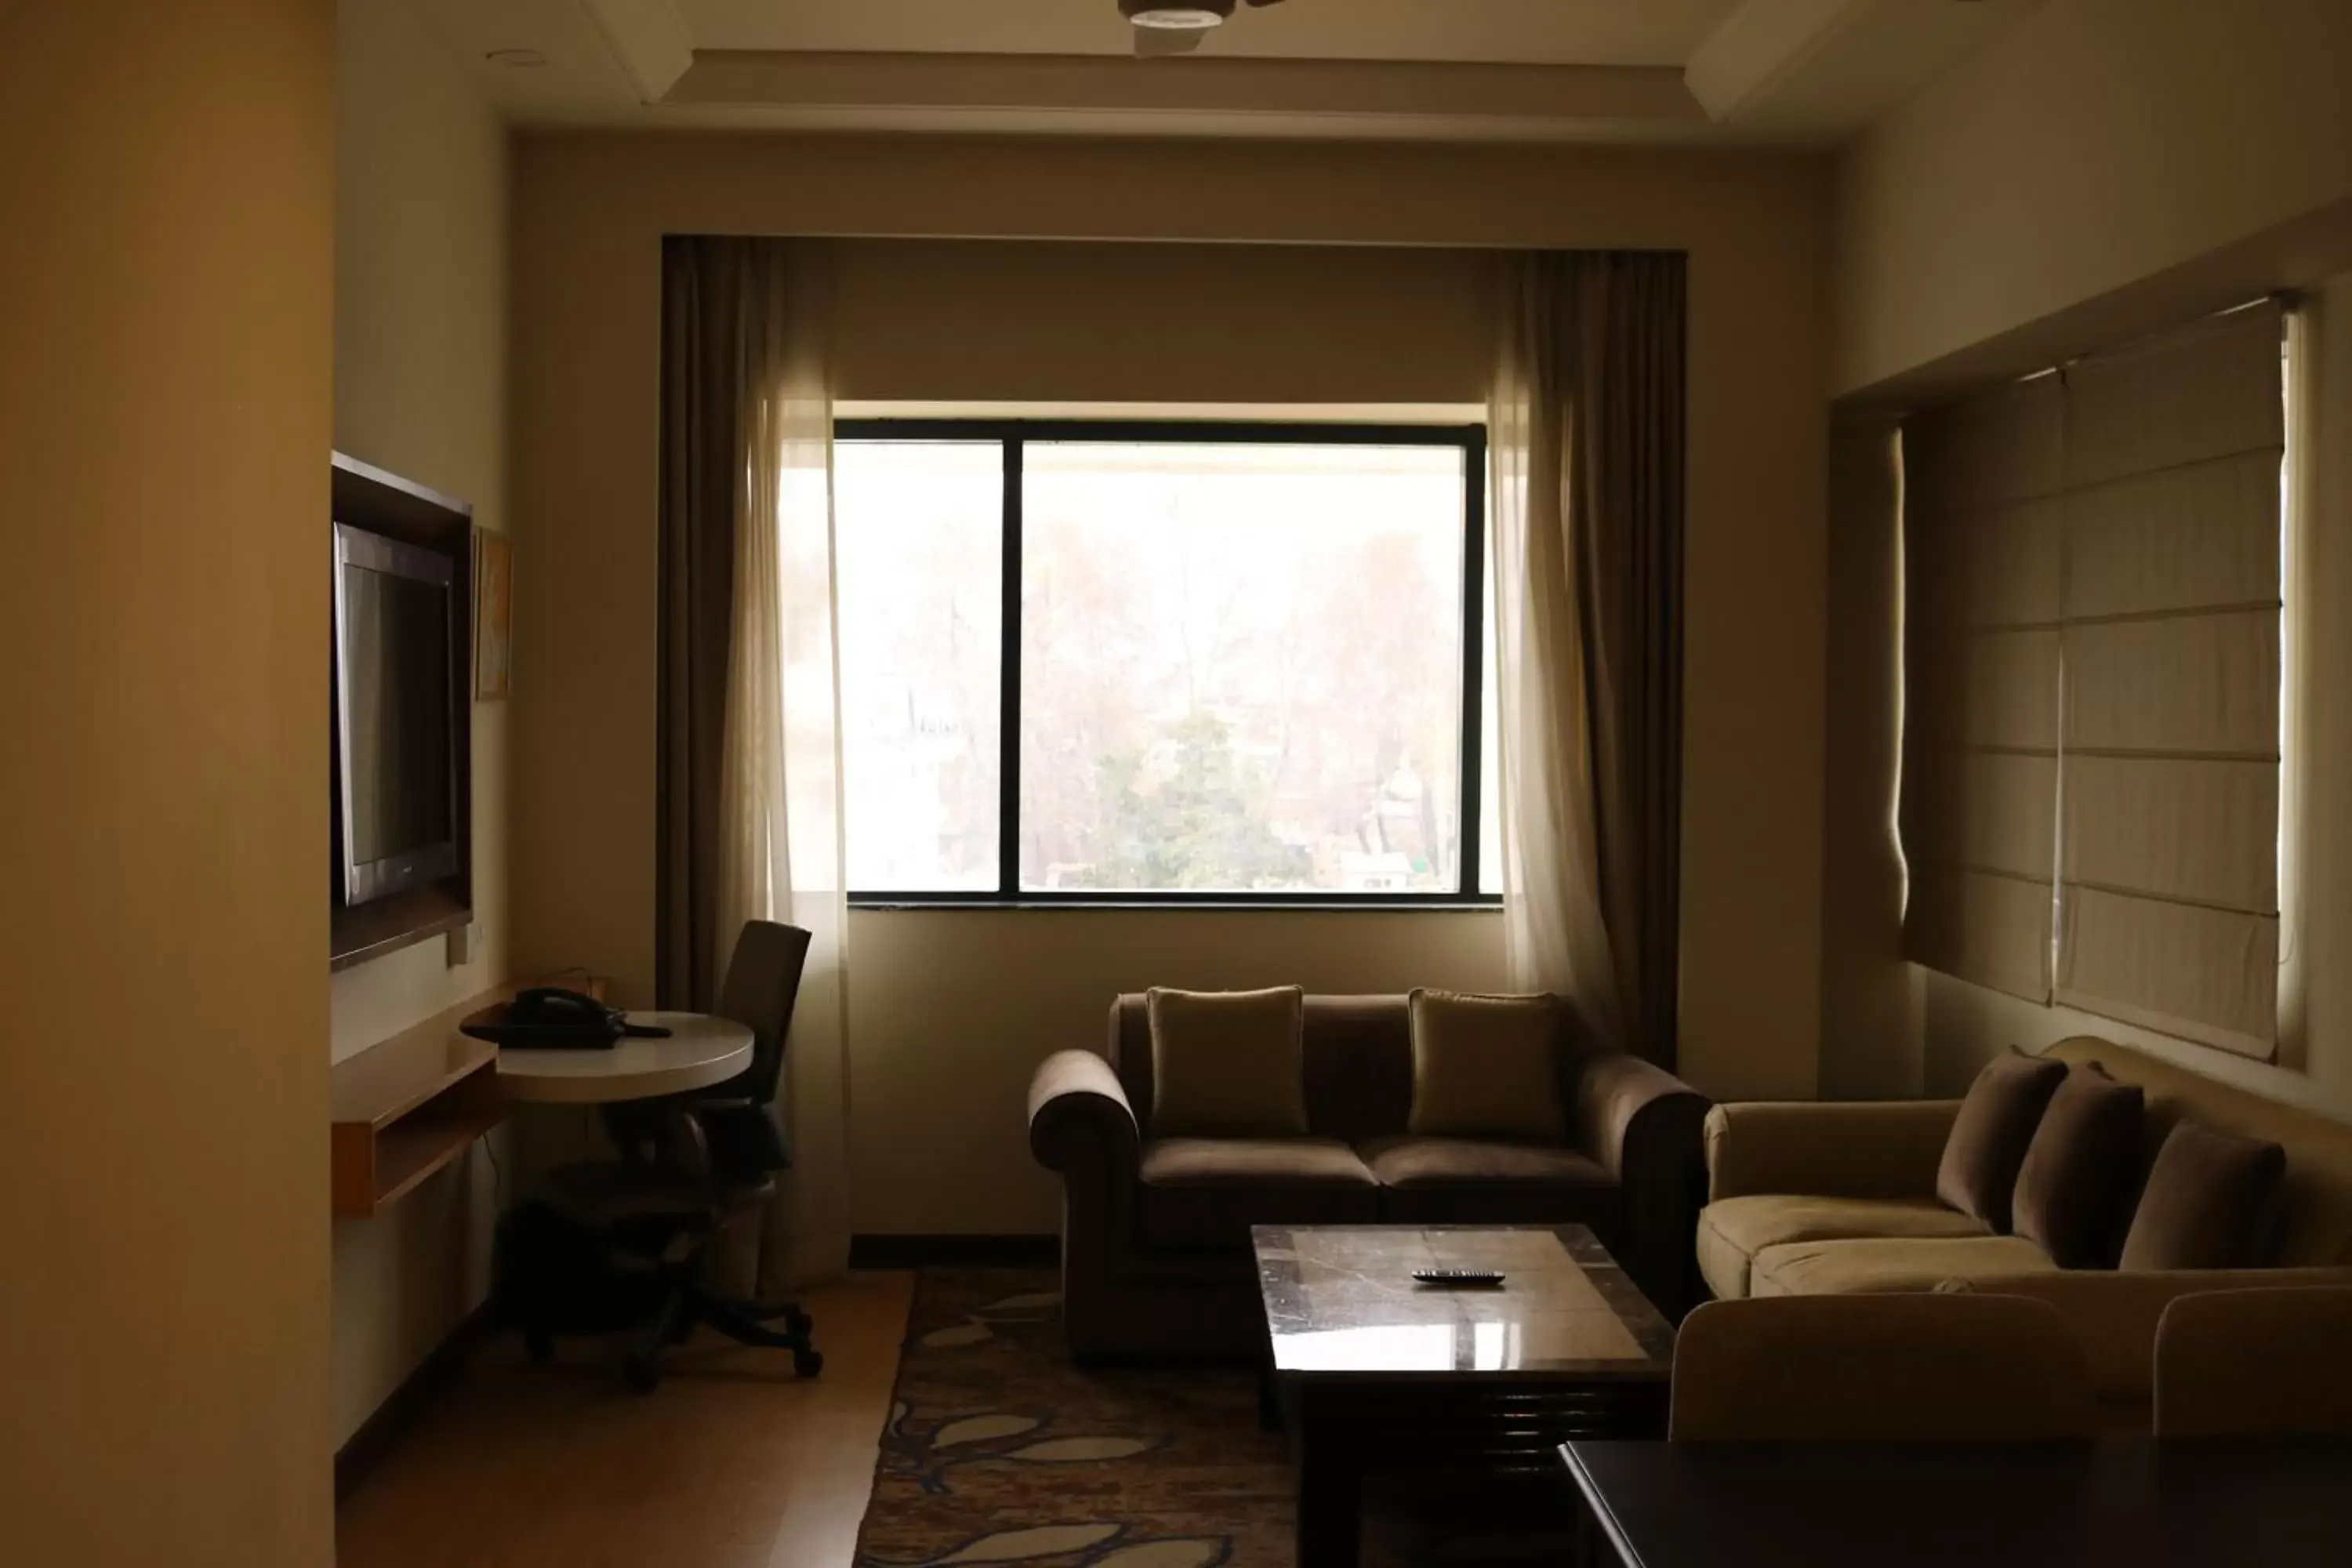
left=494, top=1011, right=753, bottom=1105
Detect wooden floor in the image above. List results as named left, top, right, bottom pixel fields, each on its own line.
left=337, top=1272, right=916, bottom=1568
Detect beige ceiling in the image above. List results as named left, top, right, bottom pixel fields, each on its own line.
left=674, top=0, right=1744, bottom=67
left=408, top=0, right=2049, bottom=145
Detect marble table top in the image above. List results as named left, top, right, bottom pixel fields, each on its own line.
left=1252, top=1224, right=1676, bottom=1381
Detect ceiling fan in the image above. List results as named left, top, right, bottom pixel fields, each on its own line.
left=1120, top=0, right=1288, bottom=59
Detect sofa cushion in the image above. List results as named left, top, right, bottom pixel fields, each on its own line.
left=1359, top=1135, right=1616, bottom=1228
left=1748, top=1235, right=2057, bottom=1298
left=2014, top=1064, right=2147, bottom=1269
left=2120, top=1120, right=2288, bottom=1272
left=1697, top=1196, right=1993, bottom=1301
left=1406, top=989, right=1569, bottom=1142
left=1138, top=1137, right=1379, bottom=1250
left=1145, top=986, right=1309, bottom=1138
left=1936, top=1051, right=2068, bottom=1232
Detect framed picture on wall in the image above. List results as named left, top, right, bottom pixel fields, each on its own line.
left=474, top=530, right=513, bottom=700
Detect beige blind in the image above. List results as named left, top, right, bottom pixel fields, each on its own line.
left=1900, top=375, right=2064, bottom=1002
left=2054, top=304, right=2285, bottom=1058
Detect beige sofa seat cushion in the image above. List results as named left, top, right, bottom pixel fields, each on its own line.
left=1697, top=1196, right=1992, bottom=1301
left=1748, top=1235, right=2056, bottom=1298
left=1360, top=1135, right=1617, bottom=1229
left=1138, top=1137, right=1378, bottom=1251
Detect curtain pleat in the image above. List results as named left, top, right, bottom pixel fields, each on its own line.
left=657, top=236, right=852, bottom=1289
left=1490, top=252, right=1686, bottom=1066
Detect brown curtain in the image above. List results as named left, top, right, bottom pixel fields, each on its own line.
left=1492, top=251, right=1686, bottom=1067
left=656, top=235, right=753, bottom=1010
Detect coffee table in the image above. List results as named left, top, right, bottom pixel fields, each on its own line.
left=1254, top=1223, right=1677, bottom=1568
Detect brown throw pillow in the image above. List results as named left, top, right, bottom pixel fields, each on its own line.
left=1936, top=1052, right=2068, bottom=1231
left=1146, top=985, right=1309, bottom=1138
left=2119, top=1121, right=2287, bottom=1272
left=1406, top=989, right=1567, bottom=1142
left=2013, top=1064, right=2147, bottom=1268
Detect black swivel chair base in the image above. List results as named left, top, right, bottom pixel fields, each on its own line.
left=625, top=1273, right=822, bottom=1393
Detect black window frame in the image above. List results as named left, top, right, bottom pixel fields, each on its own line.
left=836, top=417, right=1497, bottom=911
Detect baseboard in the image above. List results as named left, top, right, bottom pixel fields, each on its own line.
left=850, top=1233, right=1062, bottom=1269
left=334, top=1300, right=495, bottom=1503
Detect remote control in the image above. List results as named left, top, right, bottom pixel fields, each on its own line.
left=1411, top=1269, right=1506, bottom=1288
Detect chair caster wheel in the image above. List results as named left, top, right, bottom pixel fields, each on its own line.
left=626, top=1352, right=662, bottom=1395
left=793, top=1347, right=824, bottom=1379
left=783, top=1308, right=814, bottom=1338
left=525, top=1331, right=555, bottom=1365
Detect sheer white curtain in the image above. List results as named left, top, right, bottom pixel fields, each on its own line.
left=715, top=242, right=853, bottom=1291
left=1490, top=256, right=1624, bottom=1044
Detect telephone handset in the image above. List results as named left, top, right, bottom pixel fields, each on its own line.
left=462, top=986, right=673, bottom=1049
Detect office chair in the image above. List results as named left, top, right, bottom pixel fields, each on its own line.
left=540, top=920, right=823, bottom=1392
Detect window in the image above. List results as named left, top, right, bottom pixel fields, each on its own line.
left=837, top=419, right=1494, bottom=906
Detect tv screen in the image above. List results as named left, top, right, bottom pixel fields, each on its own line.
left=335, top=522, right=458, bottom=904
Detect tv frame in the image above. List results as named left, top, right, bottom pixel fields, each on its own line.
left=332, top=521, right=461, bottom=905
left=328, top=452, right=474, bottom=971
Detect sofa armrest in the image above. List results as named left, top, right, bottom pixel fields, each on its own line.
left=1704, top=1099, right=1962, bottom=1203
left=1941, top=1267, right=2352, bottom=1404
left=1574, top=1051, right=1708, bottom=1182
left=1028, top=1049, right=1141, bottom=1174
left=1574, top=1052, right=1711, bottom=1318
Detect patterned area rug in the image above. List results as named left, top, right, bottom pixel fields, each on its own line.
left=851, top=1269, right=1576, bottom=1568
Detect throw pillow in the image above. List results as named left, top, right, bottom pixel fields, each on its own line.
left=1406, top=989, right=1568, bottom=1142
left=1935, top=1051, right=2069, bottom=1231
left=2013, top=1063, right=2147, bottom=1268
left=2119, top=1120, right=2288, bottom=1272
left=1145, top=985, right=1309, bottom=1138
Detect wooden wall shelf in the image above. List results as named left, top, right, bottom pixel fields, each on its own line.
left=330, top=987, right=508, bottom=1218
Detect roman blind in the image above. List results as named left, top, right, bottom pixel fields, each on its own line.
left=2053, top=304, right=2285, bottom=1058
left=1901, top=302, right=2287, bottom=1058
left=1900, top=373, right=2065, bottom=1002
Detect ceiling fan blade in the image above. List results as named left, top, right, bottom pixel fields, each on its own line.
left=1134, top=25, right=1206, bottom=57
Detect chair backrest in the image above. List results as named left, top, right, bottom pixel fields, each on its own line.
left=716, top=920, right=812, bottom=1107
left=1671, top=1294, right=2098, bottom=1442
left=1107, top=993, right=1594, bottom=1145
left=2154, top=1287, right=2352, bottom=1438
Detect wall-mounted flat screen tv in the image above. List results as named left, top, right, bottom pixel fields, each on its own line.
left=333, top=521, right=459, bottom=905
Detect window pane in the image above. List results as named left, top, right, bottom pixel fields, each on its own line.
left=1021, top=441, right=1467, bottom=893
left=837, top=441, right=1002, bottom=891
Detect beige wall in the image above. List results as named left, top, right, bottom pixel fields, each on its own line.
left=1823, top=0, right=2352, bottom=1120
left=1834, top=0, right=2352, bottom=396
left=0, top=2, right=334, bottom=1560
left=510, top=135, right=1831, bottom=1233
left=329, top=0, right=511, bottom=1446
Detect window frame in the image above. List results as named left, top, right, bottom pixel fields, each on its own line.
left=836, top=416, right=1497, bottom=911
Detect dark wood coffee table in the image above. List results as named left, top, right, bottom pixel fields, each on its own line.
left=1254, top=1223, right=1676, bottom=1568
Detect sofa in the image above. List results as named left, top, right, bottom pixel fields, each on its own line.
left=1028, top=993, right=1710, bottom=1360
left=1697, top=1035, right=2352, bottom=1414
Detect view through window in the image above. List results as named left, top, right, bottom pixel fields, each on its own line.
left=837, top=423, right=1491, bottom=902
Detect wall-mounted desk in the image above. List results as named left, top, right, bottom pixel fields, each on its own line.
left=328, top=988, right=509, bottom=1218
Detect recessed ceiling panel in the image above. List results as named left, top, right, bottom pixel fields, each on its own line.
left=677, top=0, right=1744, bottom=67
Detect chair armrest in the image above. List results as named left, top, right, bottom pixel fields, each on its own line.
left=1704, top=1099, right=1963, bottom=1202
left=1028, top=1049, right=1141, bottom=1175
left=1940, top=1267, right=2352, bottom=1403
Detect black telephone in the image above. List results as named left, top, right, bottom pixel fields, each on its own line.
left=463, top=987, right=671, bottom=1050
